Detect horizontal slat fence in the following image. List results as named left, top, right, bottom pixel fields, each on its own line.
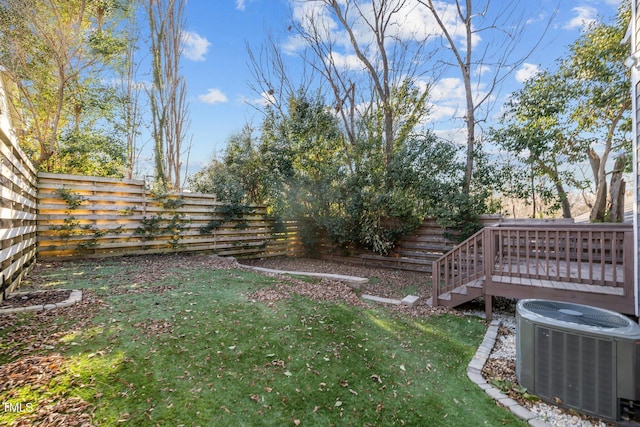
left=318, top=215, right=502, bottom=273
left=37, top=173, right=302, bottom=259
left=0, top=76, right=38, bottom=300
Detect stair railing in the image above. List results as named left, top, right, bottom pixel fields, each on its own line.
left=431, top=227, right=488, bottom=306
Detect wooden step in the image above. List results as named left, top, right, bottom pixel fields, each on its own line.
left=434, top=279, right=485, bottom=308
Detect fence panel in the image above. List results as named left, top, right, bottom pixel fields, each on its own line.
left=0, top=76, right=38, bottom=299
left=37, top=173, right=301, bottom=260
left=318, top=215, right=502, bottom=273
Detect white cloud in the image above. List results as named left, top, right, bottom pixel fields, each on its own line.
left=182, top=31, right=211, bottom=61
left=236, top=0, right=246, bottom=11
left=286, top=0, right=481, bottom=61
left=247, top=91, right=276, bottom=107
left=563, top=6, right=598, bottom=31
left=431, top=77, right=466, bottom=103
left=427, top=76, right=493, bottom=123
left=328, top=52, right=364, bottom=71
left=433, top=127, right=467, bottom=146
left=428, top=104, right=458, bottom=121
left=515, top=63, right=540, bottom=83
left=198, top=88, right=228, bottom=104
left=474, top=65, right=491, bottom=76
left=526, top=11, right=548, bottom=25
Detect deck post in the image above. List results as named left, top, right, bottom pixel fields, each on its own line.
left=623, top=229, right=635, bottom=314
left=431, top=261, right=439, bottom=307
left=485, top=295, right=493, bottom=320
left=483, top=226, right=494, bottom=320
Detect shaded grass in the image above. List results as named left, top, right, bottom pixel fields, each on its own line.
left=1, top=257, right=525, bottom=426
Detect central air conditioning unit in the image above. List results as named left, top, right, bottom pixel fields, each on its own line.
left=516, top=299, right=640, bottom=424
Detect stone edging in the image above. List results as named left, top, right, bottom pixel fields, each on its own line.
left=468, top=320, right=551, bottom=427
left=0, top=290, right=82, bottom=314
left=240, top=264, right=370, bottom=289
left=239, top=264, right=421, bottom=306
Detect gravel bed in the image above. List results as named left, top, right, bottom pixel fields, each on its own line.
left=465, top=310, right=614, bottom=427
left=0, top=289, right=72, bottom=308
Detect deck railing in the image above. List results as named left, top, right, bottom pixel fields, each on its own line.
left=432, top=222, right=635, bottom=315
left=487, top=224, right=632, bottom=288
left=431, top=227, right=486, bottom=304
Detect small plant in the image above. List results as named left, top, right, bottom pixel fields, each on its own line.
left=117, top=207, right=136, bottom=216
left=50, top=187, right=112, bottom=254
left=166, top=213, right=187, bottom=248
left=490, top=378, right=540, bottom=401
left=134, top=195, right=188, bottom=248
left=135, top=215, right=164, bottom=241
left=199, top=220, right=223, bottom=234
left=198, top=201, right=254, bottom=236
left=162, top=198, right=185, bottom=210
left=56, top=188, right=86, bottom=210
left=49, top=216, right=82, bottom=239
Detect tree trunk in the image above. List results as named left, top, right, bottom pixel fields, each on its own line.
left=554, top=180, right=572, bottom=219
left=608, top=155, right=626, bottom=222
left=589, top=148, right=607, bottom=222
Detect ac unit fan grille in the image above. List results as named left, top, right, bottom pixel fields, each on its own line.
left=534, top=326, right=616, bottom=420
left=521, top=300, right=631, bottom=329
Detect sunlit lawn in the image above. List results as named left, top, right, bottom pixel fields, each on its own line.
left=0, top=255, right=525, bottom=426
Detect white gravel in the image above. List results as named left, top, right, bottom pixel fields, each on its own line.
left=464, top=310, right=611, bottom=427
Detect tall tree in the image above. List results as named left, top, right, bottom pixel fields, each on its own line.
left=289, top=0, right=431, bottom=172
left=567, top=6, right=631, bottom=222
left=0, top=0, right=129, bottom=169
left=491, top=70, right=585, bottom=218
left=491, top=5, right=631, bottom=222
left=116, top=3, right=144, bottom=179
left=417, top=0, right=555, bottom=194
left=144, top=0, right=191, bottom=190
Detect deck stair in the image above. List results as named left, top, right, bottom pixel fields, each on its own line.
left=427, top=278, right=484, bottom=307
left=430, top=222, right=636, bottom=319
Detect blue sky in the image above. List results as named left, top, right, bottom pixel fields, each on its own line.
left=142, top=0, right=624, bottom=179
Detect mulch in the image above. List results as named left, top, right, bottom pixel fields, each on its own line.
left=0, top=290, right=72, bottom=309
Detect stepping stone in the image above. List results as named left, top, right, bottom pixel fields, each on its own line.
left=361, top=294, right=401, bottom=305
left=401, top=295, right=419, bottom=306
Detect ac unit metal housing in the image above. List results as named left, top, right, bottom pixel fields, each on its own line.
left=516, top=299, right=640, bottom=423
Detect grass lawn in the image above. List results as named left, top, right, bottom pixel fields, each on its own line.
left=0, top=254, right=525, bottom=426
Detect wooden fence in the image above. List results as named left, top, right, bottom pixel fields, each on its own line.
left=36, top=172, right=503, bottom=274
left=319, top=215, right=503, bottom=273
left=0, top=75, right=38, bottom=300
left=37, top=173, right=302, bottom=259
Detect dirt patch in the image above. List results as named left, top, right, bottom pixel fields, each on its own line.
left=0, top=290, right=72, bottom=309
left=242, top=257, right=431, bottom=300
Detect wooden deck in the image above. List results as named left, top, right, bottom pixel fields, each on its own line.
left=431, top=223, right=636, bottom=319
